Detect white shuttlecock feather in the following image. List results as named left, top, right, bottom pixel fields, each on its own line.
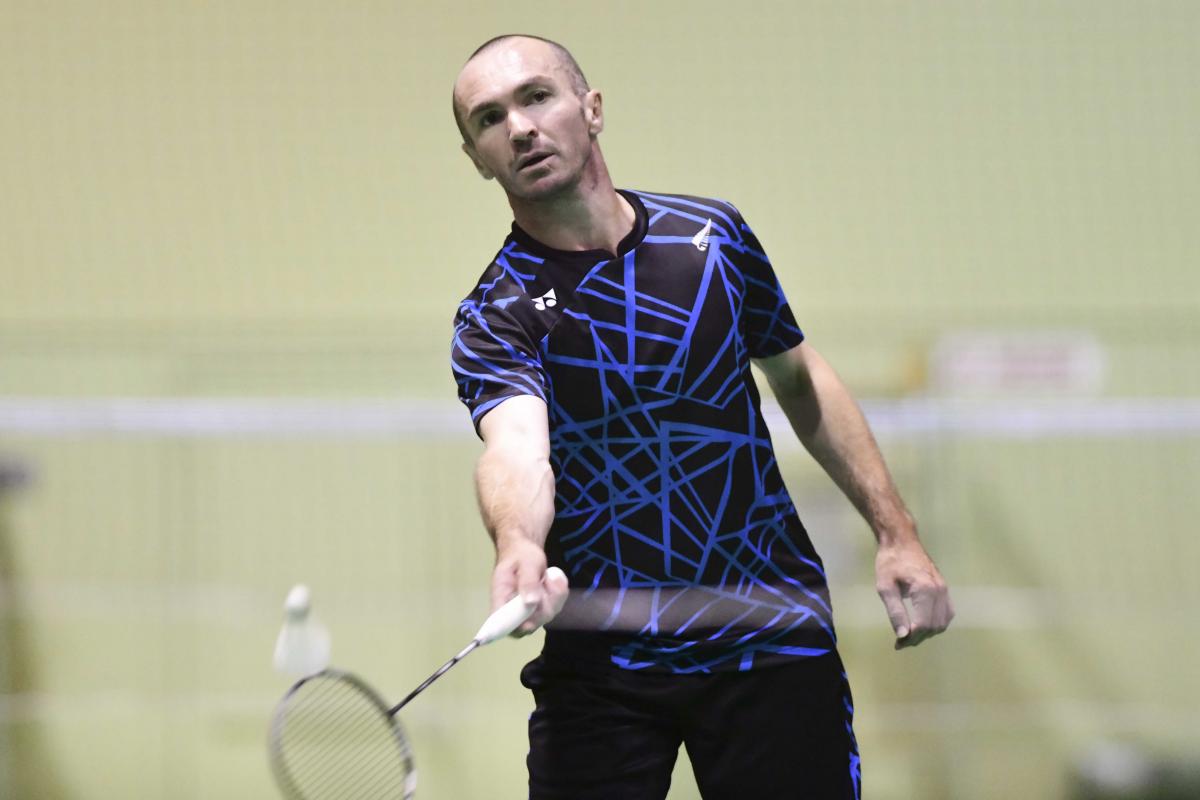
left=272, top=584, right=331, bottom=676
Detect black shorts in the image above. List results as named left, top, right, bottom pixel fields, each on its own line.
left=520, top=650, right=861, bottom=800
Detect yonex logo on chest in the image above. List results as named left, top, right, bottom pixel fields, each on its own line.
left=533, top=289, right=558, bottom=311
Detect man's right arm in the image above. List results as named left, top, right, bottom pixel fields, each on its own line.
left=476, top=394, right=567, bottom=635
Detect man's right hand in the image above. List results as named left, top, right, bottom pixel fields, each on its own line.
left=492, top=538, right=570, bottom=637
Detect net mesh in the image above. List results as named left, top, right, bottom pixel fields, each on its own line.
left=270, top=672, right=416, bottom=800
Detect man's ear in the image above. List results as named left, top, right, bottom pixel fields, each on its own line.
left=584, top=89, right=604, bottom=137
left=461, top=141, right=495, bottom=180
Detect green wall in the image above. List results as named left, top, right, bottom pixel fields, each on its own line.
left=2, top=2, right=1197, bottom=798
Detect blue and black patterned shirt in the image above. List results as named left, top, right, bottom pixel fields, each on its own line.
left=452, top=190, right=835, bottom=673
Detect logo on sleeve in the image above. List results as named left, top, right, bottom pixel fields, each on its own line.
left=532, top=289, right=558, bottom=311
left=692, top=219, right=713, bottom=251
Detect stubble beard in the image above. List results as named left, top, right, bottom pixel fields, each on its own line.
left=505, top=140, right=598, bottom=207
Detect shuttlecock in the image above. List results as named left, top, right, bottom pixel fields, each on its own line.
left=272, top=584, right=331, bottom=676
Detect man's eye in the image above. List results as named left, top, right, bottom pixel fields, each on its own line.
left=530, top=90, right=550, bottom=103
left=480, top=112, right=500, bottom=128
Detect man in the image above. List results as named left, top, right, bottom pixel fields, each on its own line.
left=450, top=34, right=953, bottom=799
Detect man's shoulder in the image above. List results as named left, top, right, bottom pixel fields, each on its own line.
left=627, top=189, right=742, bottom=219
left=457, top=236, right=544, bottom=311
left=626, top=189, right=747, bottom=241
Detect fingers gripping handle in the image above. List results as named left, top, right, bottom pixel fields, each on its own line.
left=474, top=566, right=566, bottom=645
left=473, top=596, right=532, bottom=646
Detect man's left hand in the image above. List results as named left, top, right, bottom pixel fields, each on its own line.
left=875, top=539, right=955, bottom=650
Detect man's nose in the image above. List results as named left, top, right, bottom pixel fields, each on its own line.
left=508, top=110, right=537, bottom=142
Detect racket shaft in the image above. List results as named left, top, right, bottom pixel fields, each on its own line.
left=387, top=586, right=552, bottom=715
left=388, top=640, right=478, bottom=715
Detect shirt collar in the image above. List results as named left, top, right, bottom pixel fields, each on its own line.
left=509, top=189, right=648, bottom=264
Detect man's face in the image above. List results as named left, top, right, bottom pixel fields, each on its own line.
left=454, top=39, right=602, bottom=201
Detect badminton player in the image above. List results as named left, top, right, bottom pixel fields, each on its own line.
left=450, top=34, right=953, bottom=799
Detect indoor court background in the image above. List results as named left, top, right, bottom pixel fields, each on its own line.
left=1, top=2, right=1197, bottom=798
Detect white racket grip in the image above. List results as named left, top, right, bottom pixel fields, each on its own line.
left=474, top=566, right=566, bottom=645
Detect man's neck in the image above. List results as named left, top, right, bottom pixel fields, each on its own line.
left=508, top=146, right=635, bottom=256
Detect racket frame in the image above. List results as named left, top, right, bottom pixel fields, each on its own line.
left=268, top=668, right=417, bottom=800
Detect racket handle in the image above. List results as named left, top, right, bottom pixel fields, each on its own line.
left=474, top=566, right=566, bottom=645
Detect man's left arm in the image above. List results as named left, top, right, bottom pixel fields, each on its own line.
left=754, top=341, right=955, bottom=649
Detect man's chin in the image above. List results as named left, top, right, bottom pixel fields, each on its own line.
left=504, top=172, right=575, bottom=203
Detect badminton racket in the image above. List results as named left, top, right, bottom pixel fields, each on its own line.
left=268, top=568, right=564, bottom=799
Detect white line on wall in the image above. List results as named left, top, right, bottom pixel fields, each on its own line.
left=0, top=397, right=1198, bottom=438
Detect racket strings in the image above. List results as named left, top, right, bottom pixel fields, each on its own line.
left=276, top=679, right=405, bottom=798
left=271, top=674, right=414, bottom=800
left=287, top=682, right=404, bottom=795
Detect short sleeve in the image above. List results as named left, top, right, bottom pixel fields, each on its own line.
left=451, top=300, right=549, bottom=434
left=729, top=210, right=805, bottom=359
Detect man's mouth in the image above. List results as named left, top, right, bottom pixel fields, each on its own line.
left=517, top=153, right=553, bottom=171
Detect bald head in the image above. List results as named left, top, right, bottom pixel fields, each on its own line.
left=452, top=35, right=590, bottom=143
